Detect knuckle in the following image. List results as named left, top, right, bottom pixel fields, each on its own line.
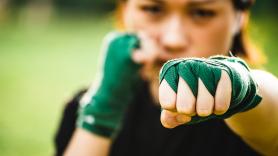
left=197, top=100, right=213, bottom=117
left=159, top=98, right=176, bottom=110
left=197, top=108, right=211, bottom=117
left=176, top=100, right=195, bottom=115
left=176, top=114, right=191, bottom=124
left=159, top=80, right=176, bottom=109
left=214, top=103, right=229, bottom=115
left=176, top=78, right=196, bottom=115
left=159, top=95, right=175, bottom=109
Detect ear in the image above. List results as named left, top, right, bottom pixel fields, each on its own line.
left=233, top=12, right=247, bottom=35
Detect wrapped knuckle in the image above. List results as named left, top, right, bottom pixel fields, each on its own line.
left=177, top=104, right=194, bottom=115
left=197, top=108, right=211, bottom=116
left=159, top=56, right=262, bottom=125
left=215, top=104, right=228, bottom=114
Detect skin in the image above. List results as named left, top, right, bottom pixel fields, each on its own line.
left=126, top=0, right=239, bottom=127
left=65, top=0, right=278, bottom=155
left=64, top=129, right=111, bottom=156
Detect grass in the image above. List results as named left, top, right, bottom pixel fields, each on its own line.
left=0, top=12, right=112, bottom=156
left=0, top=11, right=277, bottom=156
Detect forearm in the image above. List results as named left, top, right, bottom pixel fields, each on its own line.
left=225, top=70, right=278, bottom=155
left=64, top=128, right=112, bottom=156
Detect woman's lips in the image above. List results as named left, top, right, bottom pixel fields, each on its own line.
left=157, top=51, right=189, bottom=62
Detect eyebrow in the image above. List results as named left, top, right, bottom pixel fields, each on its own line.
left=187, top=0, right=221, bottom=6
left=145, top=0, right=219, bottom=5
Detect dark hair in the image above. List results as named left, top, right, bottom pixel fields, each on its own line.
left=118, top=0, right=255, bottom=10
left=233, top=0, right=255, bottom=10
left=231, top=0, right=265, bottom=66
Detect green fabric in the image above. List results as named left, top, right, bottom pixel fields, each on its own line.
left=159, top=56, right=262, bottom=124
left=77, top=32, right=142, bottom=137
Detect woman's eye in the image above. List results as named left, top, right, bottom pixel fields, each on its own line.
left=190, top=9, right=216, bottom=19
left=140, top=5, right=163, bottom=15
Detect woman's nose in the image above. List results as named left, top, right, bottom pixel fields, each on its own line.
left=160, top=16, right=188, bottom=54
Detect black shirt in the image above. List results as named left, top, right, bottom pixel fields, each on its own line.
left=55, top=83, right=261, bottom=156
left=110, top=82, right=260, bottom=156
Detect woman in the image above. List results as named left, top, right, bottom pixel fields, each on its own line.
left=55, top=0, right=278, bottom=155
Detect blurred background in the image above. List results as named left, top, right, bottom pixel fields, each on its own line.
left=0, top=0, right=277, bottom=155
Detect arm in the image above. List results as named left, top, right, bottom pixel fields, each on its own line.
left=64, top=128, right=111, bottom=156
left=225, top=70, right=278, bottom=155
left=64, top=32, right=142, bottom=155
left=158, top=56, right=277, bottom=155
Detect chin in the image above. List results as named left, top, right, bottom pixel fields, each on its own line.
left=149, top=77, right=160, bottom=105
left=141, top=62, right=163, bottom=105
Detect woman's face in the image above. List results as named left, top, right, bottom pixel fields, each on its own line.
left=123, top=0, right=243, bottom=59
left=122, top=0, right=244, bottom=102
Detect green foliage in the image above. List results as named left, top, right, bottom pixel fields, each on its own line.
left=54, top=0, right=115, bottom=12
left=0, top=14, right=112, bottom=156
left=9, top=0, right=277, bottom=14
left=251, top=1, right=278, bottom=15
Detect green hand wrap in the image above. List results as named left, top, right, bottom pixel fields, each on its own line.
left=159, top=56, right=262, bottom=124
left=77, top=32, right=142, bottom=137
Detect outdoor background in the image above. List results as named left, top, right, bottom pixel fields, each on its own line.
left=0, top=1, right=277, bottom=156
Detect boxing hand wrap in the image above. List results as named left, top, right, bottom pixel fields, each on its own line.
left=159, top=55, right=262, bottom=124
left=78, top=32, right=142, bottom=137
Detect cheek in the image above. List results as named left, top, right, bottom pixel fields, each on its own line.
left=190, top=19, right=235, bottom=57
left=123, top=6, right=160, bottom=35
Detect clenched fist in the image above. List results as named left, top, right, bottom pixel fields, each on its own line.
left=159, top=56, right=262, bottom=128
